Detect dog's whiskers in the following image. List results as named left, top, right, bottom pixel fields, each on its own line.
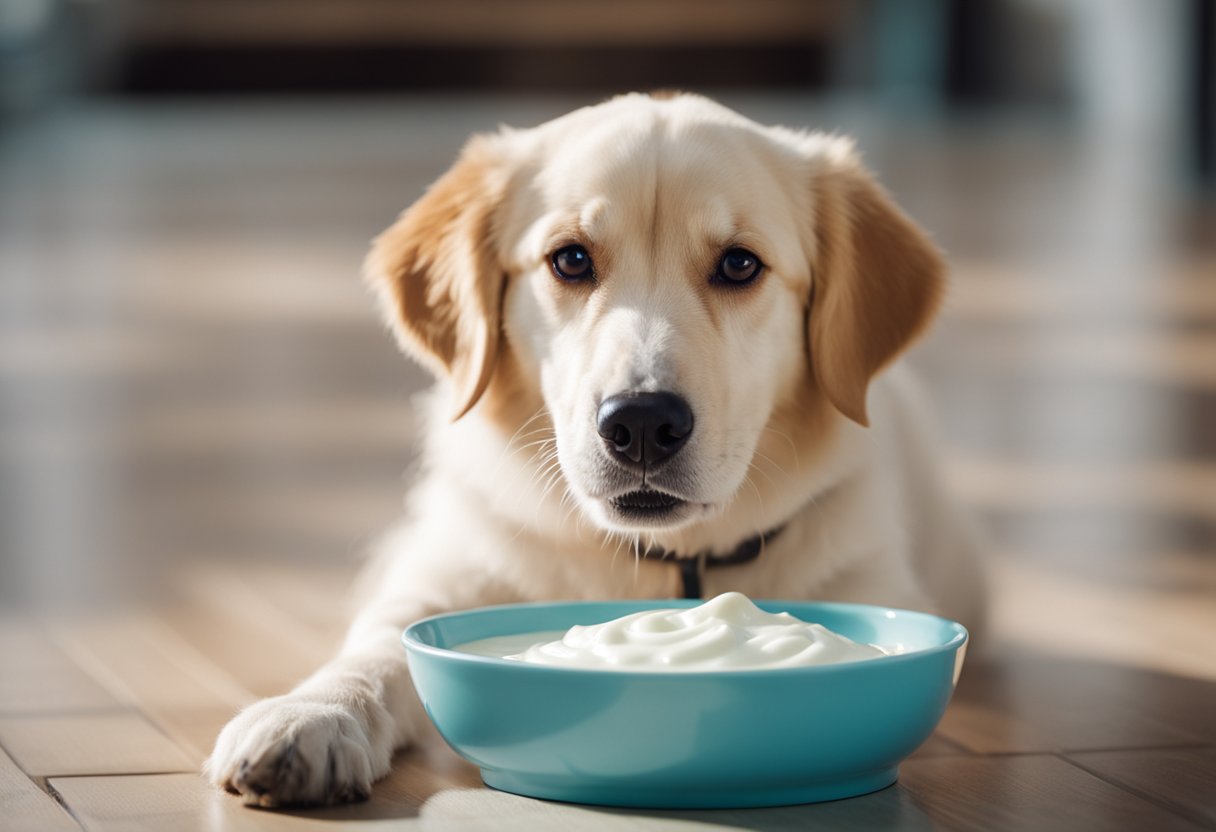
left=746, top=459, right=780, bottom=491
left=559, top=495, right=582, bottom=538
left=762, top=425, right=802, bottom=473
left=608, top=529, right=628, bottom=570
left=643, top=533, right=658, bottom=558
left=750, top=447, right=793, bottom=484
left=490, top=406, right=549, bottom=471
left=536, top=457, right=570, bottom=504
left=487, top=407, right=557, bottom=511
left=741, top=470, right=764, bottom=508
left=525, top=457, right=565, bottom=529
left=520, top=455, right=560, bottom=501
left=514, top=434, right=559, bottom=452
left=530, top=450, right=561, bottom=476
left=577, top=512, right=598, bottom=548
left=531, top=457, right=563, bottom=494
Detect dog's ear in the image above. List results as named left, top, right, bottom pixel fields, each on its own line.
left=364, top=136, right=510, bottom=420
left=807, top=152, right=945, bottom=427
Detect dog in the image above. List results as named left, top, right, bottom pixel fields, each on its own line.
left=206, top=92, right=986, bottom=807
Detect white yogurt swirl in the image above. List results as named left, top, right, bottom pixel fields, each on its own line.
left=457, top=592, right=887, bottom=670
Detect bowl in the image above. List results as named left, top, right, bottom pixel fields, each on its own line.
left=403, top=599, right=967, bottom=809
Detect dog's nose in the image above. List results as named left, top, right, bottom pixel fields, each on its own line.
left=596, top=392, right=694, bottom=468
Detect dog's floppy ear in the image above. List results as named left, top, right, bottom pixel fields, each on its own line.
left=807, top=151, right=945, bottom=427
left=364, top=135, right=510, bottom=420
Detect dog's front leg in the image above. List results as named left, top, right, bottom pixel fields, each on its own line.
left=206, top=535, right=510, bottom=807
left=204, top=590, right=440, bottom=807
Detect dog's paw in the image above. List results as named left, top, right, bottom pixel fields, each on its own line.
left=206, top=696, right=383, bottom=807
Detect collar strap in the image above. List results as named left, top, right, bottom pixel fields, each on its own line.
left=640, top=525, right=785, bottom=599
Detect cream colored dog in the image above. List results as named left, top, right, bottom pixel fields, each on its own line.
left=207, top=92, right=985, bottom=807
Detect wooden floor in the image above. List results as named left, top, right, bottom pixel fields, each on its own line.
left=1, top=95, right=1214, bottom=830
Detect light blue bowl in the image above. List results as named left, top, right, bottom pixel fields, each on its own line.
left=403, top=599, right=967, bottom=809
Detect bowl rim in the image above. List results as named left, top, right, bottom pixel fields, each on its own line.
left=402, top=598, right=968, bottom=679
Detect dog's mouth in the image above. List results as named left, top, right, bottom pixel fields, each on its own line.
left=609, top=488, right=686, bottom=520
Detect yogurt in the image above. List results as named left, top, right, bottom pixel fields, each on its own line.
left=454, top=592, right=887, bottom=670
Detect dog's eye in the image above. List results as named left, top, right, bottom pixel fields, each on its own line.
left=551, top=245, right=594, bottom=282
left=715, top=248, right=763, bottom=285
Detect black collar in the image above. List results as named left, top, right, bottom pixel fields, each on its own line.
left=639, top=525, right=785, bottom=599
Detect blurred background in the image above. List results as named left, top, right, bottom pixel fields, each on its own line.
left=1, top=0, right=1213, bottom=633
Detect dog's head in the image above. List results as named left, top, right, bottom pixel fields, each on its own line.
left=366, top=94, right=943, bottom=539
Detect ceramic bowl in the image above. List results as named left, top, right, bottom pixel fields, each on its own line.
left=403, top=599, right=967, bottom=809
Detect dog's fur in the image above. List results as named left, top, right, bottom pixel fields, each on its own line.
left=207, top=93, right=986, bottom=807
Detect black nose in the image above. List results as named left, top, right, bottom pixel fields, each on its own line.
left=596, top=391, right=694, bottom=468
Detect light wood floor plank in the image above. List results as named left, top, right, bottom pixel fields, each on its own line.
left=0, top=745, right=80, bottom=832
left=40, top=734, right=982, bottom=832
left=0, top=620, right=122, bottom=715
left=33, top=766, right=993, bottom=832
left=396, top=783, right=932, bottom=831
left=178, top=567, right=359, bottom=666
left=161, top=587, right=332, bottom=701
left=50, top=613, right=256, bottom=764
left=0, top=713, right=195, bottom=777
left=182, top=564, right=351, bottom=651
left=51, top=773, right=343, bottom=832
left=374, top=732, right=482, bottom=808
left=51, top=768, right=569, bottom=832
